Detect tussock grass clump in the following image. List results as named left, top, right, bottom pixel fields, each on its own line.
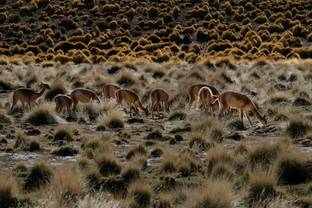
left=286, top=118, right=310, bottom=139
left=126, top=145, right=147, bottom=160
left=211, top=163, right=235, bottom=180
left=189, top=136, right=214, bottom=151
left=52, top=146, right=78, bottom=156
left=275, top=151, right=310, bottom=185
left=117, top=72, right=137, bottom=87
left=293, top=97, right=311, bottom=106
left=45, top=85, right=66, bottom=101
left=246, top=172, right=278, bottom=206
left=248, top=142, right=281, bottom=169
left=121, top=167, right=141, bottom=184
left=97, top=111, right=124, bottom=129
left=29, top=140, right=40, bottom=152
left=54, top=128, right=73, bottom=141
left=150, top=148, right=163, bottom=158
left=144, top=130, right=165, bottom=141
left=222, top=30, right=237, bottom=41
left=161, top=159, right=177, bottom=174
left=96, top=154, right=121, bottom=176
left=129, top=183, right=151, bottom=208
left=24, top=162, right=53, bottom=191
left=14, top=132, right=40, bottom=152
left=226, top=119, right=246, bottom=130
left=25, top=105, right=57, bottom=126
left=156, top=194, right=172, bottom=208
left=48, top=166, right=86, bottom=206
left=190, top=180, right=233, bottom=208
left=207, top=146, right=234, bottom=174
left=168, top=111, right=186, bottom=121
left=160, top=151, right=178, bottom=173
left=0, top=114, right=12, bottom=124
left=0, top=176, right=18, bottom=208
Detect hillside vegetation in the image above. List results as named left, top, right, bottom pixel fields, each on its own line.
left=0, top=0, right=312, bottom=64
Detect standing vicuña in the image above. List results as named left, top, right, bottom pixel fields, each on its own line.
left=150, top=89, right=170, bottom=118
left=54, top=94, right=73, bottom=115
left=10, top=83, right=50, bottom=111
left=214, top=91, right=267, bottom=126
left=103, top=84, right=121, bottom=99
left=197, top=86, right=218, bottom=114
left=115, top=89, right=149, bottom=117
left=70, top=88, right=101, bottom=111
left=188, top=84, right=219, bottom=109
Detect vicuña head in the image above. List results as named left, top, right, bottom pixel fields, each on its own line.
left=10, top=82, right=50, bottom=112
left=217, top=91, right=267, bottom=126
left=115, top=89, right=149, bottom=117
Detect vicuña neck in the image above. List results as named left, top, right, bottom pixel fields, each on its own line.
left=35, top=87, right=46, bottom=98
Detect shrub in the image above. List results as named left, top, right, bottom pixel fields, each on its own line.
left=254, top=15, right=267, bottom=24
left=275, top=152, right=310, bottom=185
left=98, top=176, right=127, bottom=197
left=122, top=167, right=141, bottom=184
left=207, top=146, right=233, bottom=174
left=292, top=24, right=309, bottom=38
left=97, top=111, right=124, bottom=129
left=189, top=136, right=214, bottom=151
left=161, top=160, right=177, bottom=173
left=226, top=119, right=246, bottom=130
left=150, top=148, right=163, bottom=158
left=52, top=146, right=78, bottom=157
left=144, top=130, right=165, bottom=141
left=293, top=97, right=311, bottom=106
left=126, top=145, right=147, bottom=160
left=129, top=184, right=151, bottom=208
left=268, top=24, right=284, bottom=33
left=49, top=165, right=86, bottom=205
left=54, top=128, right=73, bottom=141
left=117, top=73, right=136, bottom=87
left=96, top=154, right=121, bottom=176
left=29, top=140, right=40, bottom=152
left=248, top=142, right=281, bottom=169
left=307, top=32, right=312, bottom=42
left=190, top=180, right=233, bottom=208
left=25, top=107, right=57, bottom=126
left=24, top=163, right=53, bottom=191
left=156, top=194, right=172, bottom=208
left=168, top=112, right=186, bottom=121
left=0, top=114, right=12, bottom=124
left=59, top=18, right=78, bottom=30
left=286, top=119, right=309, bottom=139
left=0, top=176, right=18, bottom=208
left=246, top=172, right=277, bottom=205
left=222, top=30, right=236, bottom=41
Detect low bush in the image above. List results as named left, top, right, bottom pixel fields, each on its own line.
left=24, top=163, right=53, bottom=191
left=25, top=107, right=57, bottom=126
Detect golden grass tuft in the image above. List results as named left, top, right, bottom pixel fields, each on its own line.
left=47, top=165, right=86, bottom=207
left=188, top=179, right=233, bottom=208
left=97, top=110, right=124, bottom=129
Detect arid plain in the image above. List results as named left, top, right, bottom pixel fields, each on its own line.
left=1, top=0, right=312, bottom=207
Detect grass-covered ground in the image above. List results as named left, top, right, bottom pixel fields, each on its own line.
left=0, top=61, right=311, bottom=207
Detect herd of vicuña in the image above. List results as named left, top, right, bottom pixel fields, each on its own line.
left=10, top=83, right=267, bottom=126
